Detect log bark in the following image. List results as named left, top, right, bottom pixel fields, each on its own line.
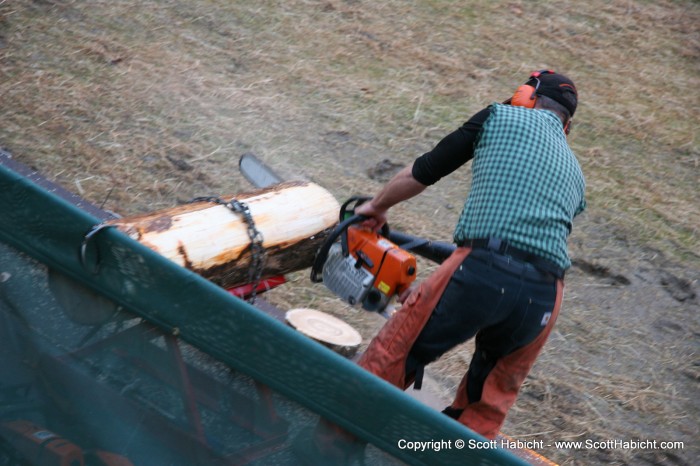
left=285, top=308, right=362, bottom=358
left=107, top=181, right=340, bottom=289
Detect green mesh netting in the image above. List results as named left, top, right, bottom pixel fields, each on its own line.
left=0, top=162, right=527, bottom=466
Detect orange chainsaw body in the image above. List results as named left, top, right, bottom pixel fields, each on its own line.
left=346, top=226, right=417, bottom=301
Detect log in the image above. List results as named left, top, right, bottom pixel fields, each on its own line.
left=285, top=308, right=362, bottom=358
left=107, top=181, right=340, bottom=289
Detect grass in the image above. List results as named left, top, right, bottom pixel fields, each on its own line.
left=1, top=1, right=699, bottom=464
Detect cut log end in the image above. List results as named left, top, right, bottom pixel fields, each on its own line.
left=285, top=308, right=362, bottom=358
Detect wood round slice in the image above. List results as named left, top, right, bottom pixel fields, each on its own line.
left=285, top=308, right=362, bottom=358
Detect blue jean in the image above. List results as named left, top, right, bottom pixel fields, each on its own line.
left=406, top=247, right=558, bottom=403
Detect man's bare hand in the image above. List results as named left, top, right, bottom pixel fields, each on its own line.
left=398, top=285, right=416, bottom=304
left=354, top=200, right=388, bottom=232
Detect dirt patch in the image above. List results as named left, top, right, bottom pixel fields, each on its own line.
left=1, top=1, right=699, bottom=465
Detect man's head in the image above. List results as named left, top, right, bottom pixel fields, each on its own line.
left=510, top=70, right=578, bottom=118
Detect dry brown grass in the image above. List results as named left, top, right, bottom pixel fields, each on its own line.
left=1, top=1, right=699, bottom=464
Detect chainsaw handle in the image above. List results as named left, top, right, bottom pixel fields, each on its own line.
left=339, top=196, right=390, bottom=236
left=386, top=230, right=456, bottom=264
left=342, top=197, right=455, bottom=264
left=310, top=214, right=366, bottom=283
left=311, top=195, right=455, bottom=284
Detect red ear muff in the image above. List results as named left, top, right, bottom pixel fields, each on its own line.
left=511, top=84, right=537, bottom=108
left=510, top=70, right=555, bottom=109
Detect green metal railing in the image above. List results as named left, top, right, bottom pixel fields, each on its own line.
left=0, top=161, right=527, bottom=465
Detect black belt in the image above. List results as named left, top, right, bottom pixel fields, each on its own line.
left=459, top=238, right=565, bottom=279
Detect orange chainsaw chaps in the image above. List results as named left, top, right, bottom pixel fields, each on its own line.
left=357, top=247, right=472, bottom=388
left=346, top=226, right=417, bottom=298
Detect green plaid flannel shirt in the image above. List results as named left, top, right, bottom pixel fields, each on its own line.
left=454, top=103, right=586, bottom=270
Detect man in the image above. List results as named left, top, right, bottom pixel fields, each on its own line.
left=354, top=70, right=586, bottom=439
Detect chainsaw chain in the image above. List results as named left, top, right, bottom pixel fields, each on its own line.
left=190, top=196, right=265, bottom=304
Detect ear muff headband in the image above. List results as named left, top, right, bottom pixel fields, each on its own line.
left=510, top=69, right=555, bottom=108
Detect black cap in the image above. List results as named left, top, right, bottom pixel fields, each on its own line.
left=529, top=71, right=578, bottom=117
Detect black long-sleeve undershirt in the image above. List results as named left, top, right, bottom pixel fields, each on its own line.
left=411, top=107, right=491, bottom=186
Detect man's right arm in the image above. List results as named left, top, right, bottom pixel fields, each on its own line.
left=354, top=165, right=427, bottom=231
left=355, top=107, right=491, bottom=230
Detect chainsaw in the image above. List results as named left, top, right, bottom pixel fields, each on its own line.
left=310, top=197, right=417, bottom=313
left=239, top=153, right=456, bottom=312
